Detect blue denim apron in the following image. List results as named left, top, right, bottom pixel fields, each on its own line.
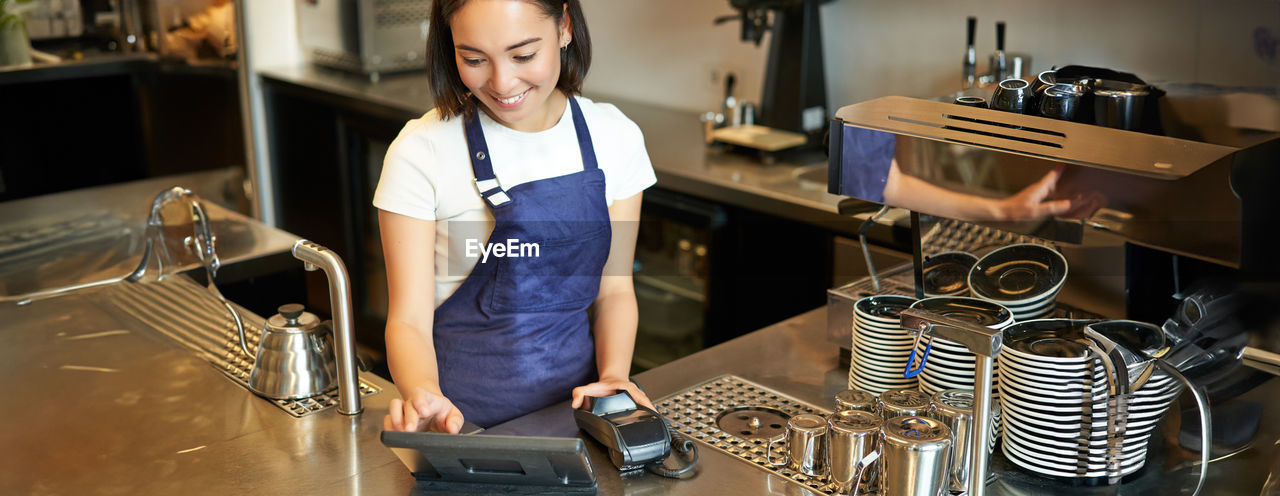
left=433, top=97, right=610, bottom=427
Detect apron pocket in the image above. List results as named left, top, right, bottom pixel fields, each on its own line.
left=487, top=226, right=610, bottom=313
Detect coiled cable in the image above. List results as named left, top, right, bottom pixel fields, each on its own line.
left=645, top=422, right=699, bottom=478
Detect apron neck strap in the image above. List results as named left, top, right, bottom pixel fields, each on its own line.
left=566, top=96, right=598, bottom=172
left=463, top=95, right=598, bottom=207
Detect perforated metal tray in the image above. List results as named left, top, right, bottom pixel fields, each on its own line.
left=655, top=375, right=840, bottom=495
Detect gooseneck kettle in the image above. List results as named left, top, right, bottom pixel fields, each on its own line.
left=246, top=303, right=339, bottom=400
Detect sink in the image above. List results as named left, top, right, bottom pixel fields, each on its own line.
left=793, top=164, right=828, bottom=190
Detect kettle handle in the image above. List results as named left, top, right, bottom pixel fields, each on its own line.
left=317, top=320, right=370, bottom=372
left=316, top=320, right=334, bottom=354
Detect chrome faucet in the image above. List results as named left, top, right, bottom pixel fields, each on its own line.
left=128, top=186, right=206, bottom=282
left=124, top=187, right=250, bottom=355
left=292, top=239, right=363, bottom=415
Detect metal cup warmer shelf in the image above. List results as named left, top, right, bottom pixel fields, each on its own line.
left=826, top=92, right=1280, bottom=495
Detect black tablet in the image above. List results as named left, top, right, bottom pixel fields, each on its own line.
left=380, top=430, right=597, bottom=494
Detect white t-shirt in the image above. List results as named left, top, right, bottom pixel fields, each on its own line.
left=373, top=95, right=657, bottom=308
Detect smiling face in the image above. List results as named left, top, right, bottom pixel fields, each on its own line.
left=450, top=0, right=571, bottom=132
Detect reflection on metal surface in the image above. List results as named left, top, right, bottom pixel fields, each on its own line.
left=895, top=136, right=1243, bottom=265
left=128, top=187, right=211, bottom=281
left=248, top=304, right=338, bottom=400
left=64, top=329, right=131, bottom=340
left=58, top=365, right=122, bottom=373
left=107, top=274, right=380, bottom=418
left=0, top=212, right=133, bottom=274
left=0, top=168, right=297, bottom=301
left=838, top=96, right=1238, bottom=179
left=0, top=212, right=137, bottom=304
left=830, top=95, right=1280, bottom=269
left=656, top=375, right=839, bottom=495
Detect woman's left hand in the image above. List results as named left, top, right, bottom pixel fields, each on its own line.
left=571, top=378, right=656, bottom=411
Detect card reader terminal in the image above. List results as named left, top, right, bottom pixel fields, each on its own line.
left=573, top=389, right=673, bottom=472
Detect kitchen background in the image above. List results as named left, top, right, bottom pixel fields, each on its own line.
left=5, top=0, right=1277, bottom=373
left=4, top=3, right=1279, bottom=492
left=242, top=0, right=1280, bottom=120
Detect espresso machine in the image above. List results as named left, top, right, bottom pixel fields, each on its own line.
left=825, top=86, right=1280, bottom=494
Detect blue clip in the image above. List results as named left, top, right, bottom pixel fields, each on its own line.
left=903, top=328, right=932, bottom=378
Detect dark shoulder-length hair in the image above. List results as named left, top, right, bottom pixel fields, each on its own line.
left=426, top=0, right=592, bottom=120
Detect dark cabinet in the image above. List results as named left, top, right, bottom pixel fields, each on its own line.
left=0, top=61, right=244, bottom=202
left=633, top=187, right=834, bottom=370
left=262, top=78, right=412, bottom=363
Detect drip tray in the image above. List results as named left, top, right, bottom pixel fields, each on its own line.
left=655, top=375, right=838, bottom=495
left=716, top=406, right=791, bottom=441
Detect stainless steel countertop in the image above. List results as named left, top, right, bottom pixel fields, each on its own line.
left=5, top=281, right=1274, bottom=494
left=1, top=170, right=413, bottom=494
left=257, top=64, right=873, bottom=237
left=0, top=168, right=297, bottom=299
left=0, top=284, right=413, bottom=496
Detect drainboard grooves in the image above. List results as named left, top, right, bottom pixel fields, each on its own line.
left=151, top=284, right=250, bottom=355
left=137, top=276, right=263, bottom=351
left=655, top=375, right=838, bottom=495
left=154, top=278, right=233, bottom=324
left=111, top=281, right=265, bottom=389
left=112, top=282, right=237, bottom=360
left=106, top=275, right=380, bottom=417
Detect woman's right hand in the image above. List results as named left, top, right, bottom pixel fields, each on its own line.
left=383, top=387, right=465, bottom=433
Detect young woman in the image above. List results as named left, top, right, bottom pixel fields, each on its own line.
left=374, top=0, right=657, bottom=432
